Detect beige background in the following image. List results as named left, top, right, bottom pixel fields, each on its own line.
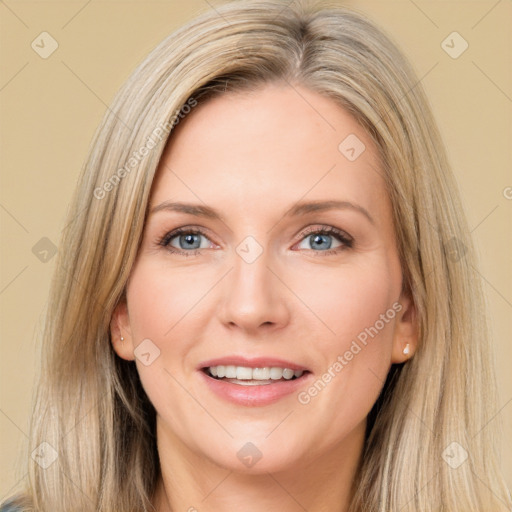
left=1, top=0, right=511, bottom=499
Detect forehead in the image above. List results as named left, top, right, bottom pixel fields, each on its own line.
left=150, top=84, right=389, bottom=224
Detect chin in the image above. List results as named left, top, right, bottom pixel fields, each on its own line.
left=198, top=435, right=307, bottom=475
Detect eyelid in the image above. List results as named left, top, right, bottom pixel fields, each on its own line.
left=157, top=224, right=354, bottom=255
left=296, top=225, right=353, bottom=243
left=158, top=226, right=218, bottom=250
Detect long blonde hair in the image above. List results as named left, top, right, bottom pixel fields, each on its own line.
left=3, top=1, right=510, bottom=510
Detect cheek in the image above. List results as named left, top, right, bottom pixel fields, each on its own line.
left=124, top=262, right=190, bottom=395
left=303, top=259, right=399, bottom=352
left=124, top=257, right=221, bottom=400
left=299, top=259, right=398, bottom=409
left=124, top=263, right=229, bottom=451
left=126, top=259, right=202, bottom=343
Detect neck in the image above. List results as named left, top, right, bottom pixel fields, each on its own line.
left=152, top=418, right=365, bottom=512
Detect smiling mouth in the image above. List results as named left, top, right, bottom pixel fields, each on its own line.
left=202, top=365, right=309, bottom=386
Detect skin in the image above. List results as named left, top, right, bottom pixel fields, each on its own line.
left=110, top=83, right=418, bottom=512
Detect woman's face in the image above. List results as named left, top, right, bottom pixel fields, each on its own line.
left=111, top=83, right=417, bottom=474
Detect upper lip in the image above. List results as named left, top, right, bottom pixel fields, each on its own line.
left=199, top=356, right=309, bottom=372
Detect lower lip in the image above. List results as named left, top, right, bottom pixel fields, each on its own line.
left=199, top=370, right=312, bottom=407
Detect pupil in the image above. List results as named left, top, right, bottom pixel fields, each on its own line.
left=312, top=234, right=331, bottom=250
left=182, top=234, right=199, bottom=249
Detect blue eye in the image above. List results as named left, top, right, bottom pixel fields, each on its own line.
left=296, top=226, right=353, bottom=254
left=300, top=232, right=340, bottom=251
left=158, top=225, right=353, bottom=256
left=159, top=228, right=212, bottom=254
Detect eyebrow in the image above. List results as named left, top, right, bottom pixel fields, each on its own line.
left=149, top=199, right=374, bottom=225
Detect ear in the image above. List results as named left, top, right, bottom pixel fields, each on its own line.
left=391, top=290, right=419, bottom=364
left=110, top=299, right=135, bottom=361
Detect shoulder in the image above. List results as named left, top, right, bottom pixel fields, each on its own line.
left=0, top=492, right=31, bottom=511
left=0, top=502, right=23, bottom=512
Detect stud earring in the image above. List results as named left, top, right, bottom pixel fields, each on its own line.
left=120, top=336, right=124, bottom=342
left=403, top=343, right=410, bottom=356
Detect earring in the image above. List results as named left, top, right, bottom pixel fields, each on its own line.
left=120, top=336, right=124, bottom=342
left=402, top=343, right=410, bottom=356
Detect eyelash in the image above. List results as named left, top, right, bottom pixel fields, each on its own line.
left=157, top=225, right=354, bottom=257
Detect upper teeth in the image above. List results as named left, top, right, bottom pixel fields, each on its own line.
left=208, top=366, right=303, bottom=380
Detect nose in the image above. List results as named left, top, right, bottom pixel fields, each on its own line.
left=217, top=248, right=291, bottom=335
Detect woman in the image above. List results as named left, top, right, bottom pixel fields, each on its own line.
left=2, top=0, right=510, bottom=510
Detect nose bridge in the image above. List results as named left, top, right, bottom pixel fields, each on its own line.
left=219, top=239, right=290, bottom=331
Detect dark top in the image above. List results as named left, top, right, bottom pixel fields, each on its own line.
left=0, top=503, right=22, bottom=512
